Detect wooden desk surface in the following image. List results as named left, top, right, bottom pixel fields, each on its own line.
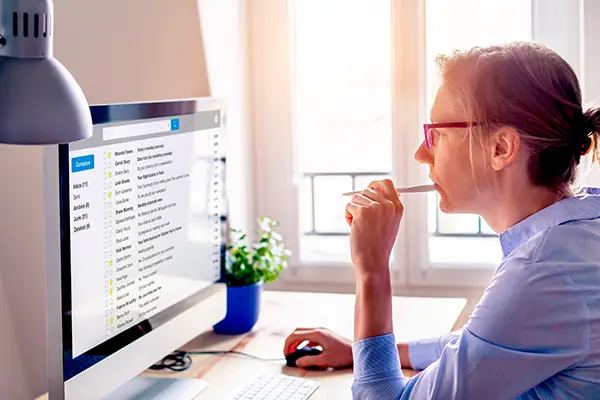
left=37, top=291, right=466, bottom=399
left=143, top=291, right=467, bottom=399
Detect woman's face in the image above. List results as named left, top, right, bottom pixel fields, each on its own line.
left=414, top=85, right=493, bottom=214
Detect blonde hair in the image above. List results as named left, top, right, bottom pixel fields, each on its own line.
left=436, top=41, right=599, bottom=192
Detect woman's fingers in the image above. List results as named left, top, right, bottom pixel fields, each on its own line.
left=368, top=179, right=403, bottom=211
left=295, top=354, right=329, bottom=369
left=345, top=193, right=374, bottom=226
left=358, top=188, right=387, bottom=203
left=346, top=187, right=397, bottom=227
left=350, top=193, right=374, bottom=206
left=345, top=203, right=355, bottom=227
left=347, top=179, right=404, bottom=278
left=283, top=329, right=327, bottom=355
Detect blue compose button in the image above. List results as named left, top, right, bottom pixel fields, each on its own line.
left=72, top=155, right=95, bottom=173
left=171, top=119, right=180, bottom=131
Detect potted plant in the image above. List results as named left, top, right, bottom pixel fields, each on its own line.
left=213, top=217, right=291, bottom=335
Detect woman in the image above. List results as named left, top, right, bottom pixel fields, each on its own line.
left=285, top=42, right=600, bottom=399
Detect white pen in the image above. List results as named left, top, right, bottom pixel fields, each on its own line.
left=342, top=184, right=435, bottom=196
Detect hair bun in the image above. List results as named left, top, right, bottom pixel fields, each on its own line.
left=583, top=107, right=600, bottom=134
left=581, top=136, right=593, bottom=156
left=581, top=107, right=600, bottom=155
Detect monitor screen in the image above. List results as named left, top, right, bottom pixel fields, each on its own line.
left=59, top=100, right=226, bottom=380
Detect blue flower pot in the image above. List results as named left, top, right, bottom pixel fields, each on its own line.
left=213, top=281, right=263, bottom=335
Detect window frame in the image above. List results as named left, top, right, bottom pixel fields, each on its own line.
left=249, top=0, right=585, bottom=290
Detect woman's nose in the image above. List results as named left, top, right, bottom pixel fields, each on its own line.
left=414, top=140, right=433, bottom=165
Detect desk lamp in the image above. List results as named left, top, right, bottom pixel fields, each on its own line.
left=0, top=0, right=92, bottom=144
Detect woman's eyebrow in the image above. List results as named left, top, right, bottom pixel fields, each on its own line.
left=430, top=109, right=452, bottom=123
left=429, top=116, right=450, bottom=123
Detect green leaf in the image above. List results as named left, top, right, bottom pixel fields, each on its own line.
left=224, top=217, right=291, bottom=287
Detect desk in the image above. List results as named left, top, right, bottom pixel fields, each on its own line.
left=146, top=291, right=466, bottom=399
left=38, top=291, right=466, bottom=399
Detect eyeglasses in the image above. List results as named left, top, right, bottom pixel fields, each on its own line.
left=423, top=121, right=480, bottom=148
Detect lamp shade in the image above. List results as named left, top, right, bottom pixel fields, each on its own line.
left=0, top=0, right=92, bottom=145
left=0, top=57, right=92, bottom=144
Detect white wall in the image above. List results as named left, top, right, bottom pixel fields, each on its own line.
left=0, top=0, right=247, bottom=398
left=0, top=255, right=31, bottom=400
left=0, top=144, right=52, bottom=400
left=53, top=0, right=210, bottom=105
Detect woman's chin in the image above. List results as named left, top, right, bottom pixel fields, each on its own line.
left=435, top=186, right=452, bottom=213
left=439, top=195, right=472, bottom=214
left=437, top=193, right=458, bottom=214
left=438, top=198, right=453, bottom=213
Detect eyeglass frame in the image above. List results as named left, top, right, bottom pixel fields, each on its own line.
left=423, top=121, right=480, bottom=148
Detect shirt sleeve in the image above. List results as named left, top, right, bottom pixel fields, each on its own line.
left=407, top=330, right=462, bottom=370
left=351, top=258, right=590, bottom=399
left=352, top=333, right=409, bottom=399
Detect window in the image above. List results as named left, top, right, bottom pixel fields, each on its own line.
left=292, top=0, right=529, bottom=268
left=292, top=0, right=392, bottom=263
left=250, top=0, right=584, bottom=287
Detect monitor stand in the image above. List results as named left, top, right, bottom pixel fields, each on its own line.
left=103, top=376, right=209, bottom=400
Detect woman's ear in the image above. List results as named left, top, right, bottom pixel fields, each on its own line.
left=490, top=127, right=520, bottom=171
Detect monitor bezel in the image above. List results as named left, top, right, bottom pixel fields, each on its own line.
left=57, top=98, right=227, bottom=383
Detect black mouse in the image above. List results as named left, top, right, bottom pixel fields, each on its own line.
left=285, top=346, right=323, bottom=367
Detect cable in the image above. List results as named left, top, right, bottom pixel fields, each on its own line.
left=149, top=350, right=193, bottom=372
left=186, top=350, right=285, bottom=362
left=149, top=349, right=285, bottom=372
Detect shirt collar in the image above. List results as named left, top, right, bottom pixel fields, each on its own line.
left=499, top=187, right=600, bottom=258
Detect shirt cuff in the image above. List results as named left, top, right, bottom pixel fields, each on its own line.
left=408, top=331, right=460, bottom=370
left=352, top=333, right=402, bottom=382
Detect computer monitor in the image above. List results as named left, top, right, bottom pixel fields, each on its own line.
left=44, top=98, right=227, bottom=399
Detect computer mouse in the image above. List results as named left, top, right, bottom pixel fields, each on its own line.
left=285, top=346, right=323, bottom=367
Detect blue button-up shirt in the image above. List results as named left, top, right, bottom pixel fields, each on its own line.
left=352, top=187, right=600, bottom=399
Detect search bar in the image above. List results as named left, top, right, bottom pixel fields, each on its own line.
left=103, top=118, right=179, bottom=141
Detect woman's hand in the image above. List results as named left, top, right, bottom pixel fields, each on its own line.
left=283, top=328, right=353, bottom=369
left=345, top=179, right=404, bottom=280
left=346, top=179, right=403, bottom=340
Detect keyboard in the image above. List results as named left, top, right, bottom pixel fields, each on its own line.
left=226, top=374, right=319, bottom=399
